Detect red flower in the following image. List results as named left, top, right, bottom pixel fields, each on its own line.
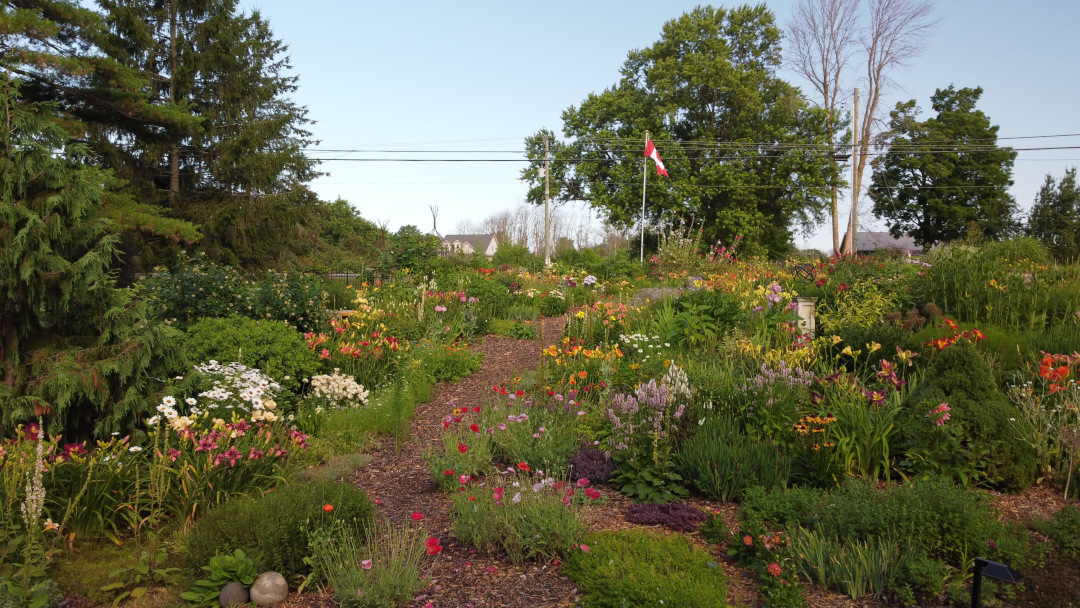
left=442, top=420, right=450, bottom=430
left=469, top=423, right=480, bottom=433
left=743, top=535, right=753, bottom=546
left=585, top=488, right=602, bottom=500
left=411, top=512, right=425, bottom=521
left=515, top=390, right=524, bottom=397
left=517, top=462, right=530, bottom=472
left=323, top=504, right=334, bottom=512
left=472, top=406, right=481, bottom=413
left=424, top=537, right=443, bottom=556
left=443, top=469, right=454, bottom=476
left=458, top=443, right=469, bottom=454
left=767, top=562, right=782, bottom=577
left=547, top=391, right=555, bottom=397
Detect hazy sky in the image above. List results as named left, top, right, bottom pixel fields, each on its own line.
left=240, top=0, right=1080, bottom=252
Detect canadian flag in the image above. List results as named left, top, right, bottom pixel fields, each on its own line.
left=644, top=137, right=669, bottom=177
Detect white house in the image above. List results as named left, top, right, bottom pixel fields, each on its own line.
left=441, top=234, right=499, bottom=259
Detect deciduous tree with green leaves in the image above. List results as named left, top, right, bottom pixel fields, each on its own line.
left=1027, top=168, right=1080, bottom=261
left=870, top=85, right=1019, bottom=247
left=522, top=4, right=836, bottom=257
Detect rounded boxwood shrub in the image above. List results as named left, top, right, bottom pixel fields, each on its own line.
left=183, top=316, right=322, bottom=394
left=899, top=339, right=1036, bottom=493
left=183, top=481, right=375, bottom=581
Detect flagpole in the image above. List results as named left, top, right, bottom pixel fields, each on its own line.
left=641, top=130, right=647, bottom=264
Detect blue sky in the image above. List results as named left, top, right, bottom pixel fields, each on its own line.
left=241, top=0, right=1080, bottom=251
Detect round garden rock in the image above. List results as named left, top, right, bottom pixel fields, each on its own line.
left=249, top=572, right=288, bottom=606
left=219, top=581, right=249, bottom=607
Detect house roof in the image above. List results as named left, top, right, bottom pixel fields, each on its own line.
left=442, top=234, right=496, bottom=249
left=856, top=231, right=921, bottom=252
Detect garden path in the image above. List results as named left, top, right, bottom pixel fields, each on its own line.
left=350, top=316, right=580, bottom=608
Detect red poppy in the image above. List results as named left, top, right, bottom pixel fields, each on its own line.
left=469, top=423, right=480, bottom=433
left=323, top=504, right=334, bottom=512
left=585, top=488, right=602, bottom=500
left=515, top=390, right=524, bottom=396
left=517, top=462, right=530, bottom=472
left=458, top=443, right=469, bottom=453
left=547, top=391, right=555, bottom=397
left=424, top=537, right=443, bottom=556
left=411, top=512, right=424, bottom=521
left=472, top=406, right=481, bottom=413
left=442, top=420, right=450, bottom=430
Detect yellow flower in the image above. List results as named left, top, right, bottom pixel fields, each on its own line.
left=868, top=341, right=881, bottom=353
left=43, top=518, right=59, bottom=532
left=575, top=311, right=585, bottom=319
left=841, top=346, right=854, bottom=357
left=831, top=335, right=843, bottom=345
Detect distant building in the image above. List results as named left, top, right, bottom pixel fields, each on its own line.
left=855, top=231, right=922, bottom=255
left=441, top=234, right=499, bottom=259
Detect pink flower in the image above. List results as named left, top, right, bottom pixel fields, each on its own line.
left=361, top=559, right=372, bottom=570
left=458, top=474, right=471, bottom=485
left=576, top=478, right=590, bottom=487
left=767, top=562, right=782, bottom=577
left=585, top=488, right=602, bottom=500
left=579, top=544, right=590, bottom=552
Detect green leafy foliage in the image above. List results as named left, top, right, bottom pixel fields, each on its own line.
left=564, top=530, right=730, bottom=608
left=524, top=5, right=834, bottom=256
left=677, top=414, right=791, bottom=501
left=871, top=86, right=1020, bottom=247
left=183, top=481, right=375, bottom=581
left=899, top=339, right=1037, bottom=492
left=183, top=316, right=322, bottom=395
left=180, top=549, right=257, bottom=606
left=611, top=455, right=689, bottom=504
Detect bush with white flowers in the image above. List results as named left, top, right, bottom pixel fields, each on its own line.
left=310, top=368, right=370, bottom=408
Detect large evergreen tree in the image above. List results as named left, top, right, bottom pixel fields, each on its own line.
left=870, top=85, right=1019, bottom=246
left=0, top=77, right=182, bottom=437
left=1027, top=168, right=1080, bottom=261
left=0, top=0, right=202, bottom=249
left=93, top=0, right=321, bottom=270
left=521, top=5, right=836, bottom=257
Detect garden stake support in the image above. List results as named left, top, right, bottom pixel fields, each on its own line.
left=971, top=557, right=1023, bottom=608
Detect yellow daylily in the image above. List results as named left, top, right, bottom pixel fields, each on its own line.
left=840, top=346, right=854, bottom=357
left=831, top=335, right=843, bottom=345
left=868, top=341, right=881, bottom=353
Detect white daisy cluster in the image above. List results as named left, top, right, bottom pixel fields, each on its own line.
left=310, top=369, right=370, bottom=408
left=618, top=333, right=667, bottom=360
left=148, top=395, right=197, bottom=430
left=194, top=360, right=280, bottom=413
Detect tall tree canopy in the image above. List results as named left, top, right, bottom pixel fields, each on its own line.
left=522, top=4, right=836, bottom=257
left=870, top=85, right=1019, bottom=247
left=0, top=77, right=181, bottom=436
left=2, top=0, right=320, bottom=272
left=1027, top=168, right=1080, bottom=261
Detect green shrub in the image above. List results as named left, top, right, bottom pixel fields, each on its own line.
left=416, top=341, right=484, bottom=383
left=249, top=273, right=330, bottom=334
left=1030, top=505, right=1080, bottom=563
left=139, top=252, right=249, bottom=327
left=538, top=290, right=568, bottom=317
left=183, top=481, right=375, bottom=581
left=739, top=478, right=1030, bottom=601
left=449, top=472, right=585, bottom=565
left=184, top=316, right=322, bottom=394
left=564, top=530, right=730, bottom=608
left=676, top=414, right=791, bottom=501
left=899, top=339, right=1037, bottom=492
left=492, top=243, right=536, bottom=268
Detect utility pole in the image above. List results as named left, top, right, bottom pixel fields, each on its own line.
left=849, top=87, right=860, bottom=255
left=543, top=134, right=551, bottom=266
left=640, top=130, right=648, bottom=264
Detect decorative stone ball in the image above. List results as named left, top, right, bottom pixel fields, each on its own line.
left=219, top=581, right=249, bottom=607
left=249, top=572, right=288, bottom=606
